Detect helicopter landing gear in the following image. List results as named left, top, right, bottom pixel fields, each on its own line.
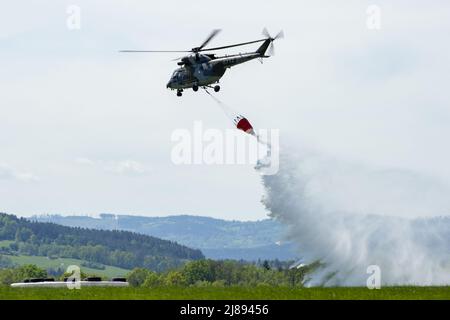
left=214, top=85, right=221, bottom=92
left=193, top=84, right=199, bottom=92
left=177, top=89, right=183, bottom=97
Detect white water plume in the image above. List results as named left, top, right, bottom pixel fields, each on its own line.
left=259, top=145, right=450, bottom=286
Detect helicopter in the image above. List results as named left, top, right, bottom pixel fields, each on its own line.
left=120, top=29, right=283, bottom=97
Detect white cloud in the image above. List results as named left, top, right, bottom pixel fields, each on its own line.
left=104, top=160, right=150, bottom=176
left=76, top=158, right=150, bottom=176
left=75, top=157, right=96, bottom=166
left=0, top=163, right=38, bottom=182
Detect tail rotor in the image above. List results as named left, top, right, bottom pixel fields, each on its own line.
left=262, top=28, right=284, bottom=56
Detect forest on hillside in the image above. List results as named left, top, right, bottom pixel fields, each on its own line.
left=0, top=213, right=204, bottom=272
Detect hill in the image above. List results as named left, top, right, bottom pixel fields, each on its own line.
left=33, top=214, right=298, bottom=260
left=0, top=213, right=204, bottom=272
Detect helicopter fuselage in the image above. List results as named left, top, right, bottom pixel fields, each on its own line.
left=166, top=52, right=262, bottom=90
left=121, top=29, right=282, bottom=96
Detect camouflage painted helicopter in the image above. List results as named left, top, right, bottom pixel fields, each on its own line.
left=120, top=29, right=283, bottom=97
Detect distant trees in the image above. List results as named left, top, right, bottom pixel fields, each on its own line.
left=0, top=259, right=317, bottom=287
left=182, top=259, right=216, bottom=284
left=127, top=268, right=151, bottom=287
left=0, top=213, right=204, bottom=272
left=262, top=260, right=271, bottom=270
left=127, top=260, right=313, bottom=288
left=142, top=271, right=163, bottom=287
left=0, top=269, right=16, bottom=285
left=14, top=264, right=47, bottom=280
left=0, top=216, right=17, bottom=239
left=15, top=228, right=33, bottom=242
left=164, top=271, right=187, bottom=286
left=0, top=264, right=47, bottom=285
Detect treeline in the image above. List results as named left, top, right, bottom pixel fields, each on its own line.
left=0, top=213, right=204, bottom=272
left=127, top=260, right=318, bottom=287
left=0, top=264, right=47, bottom=285
left=0, top=260, right=317, bottom=287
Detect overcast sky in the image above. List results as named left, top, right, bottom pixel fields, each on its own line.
left=1, top=1, right=450, bottom=220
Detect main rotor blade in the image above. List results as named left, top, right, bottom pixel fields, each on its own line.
left=198, top=29, right=222, bottom=51
left=199, top=39, right=266, bottom=52
left=119, top=50, right=191, bottom=53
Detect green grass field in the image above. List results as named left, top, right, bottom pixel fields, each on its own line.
left=6, top=255, right=130, bottom=278
left=0, top=286, right=449, bottom=300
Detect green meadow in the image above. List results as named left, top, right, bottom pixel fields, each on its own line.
left=6, top=255, right=129, bottom=278
left=0, top=286, right=449, bottom=300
